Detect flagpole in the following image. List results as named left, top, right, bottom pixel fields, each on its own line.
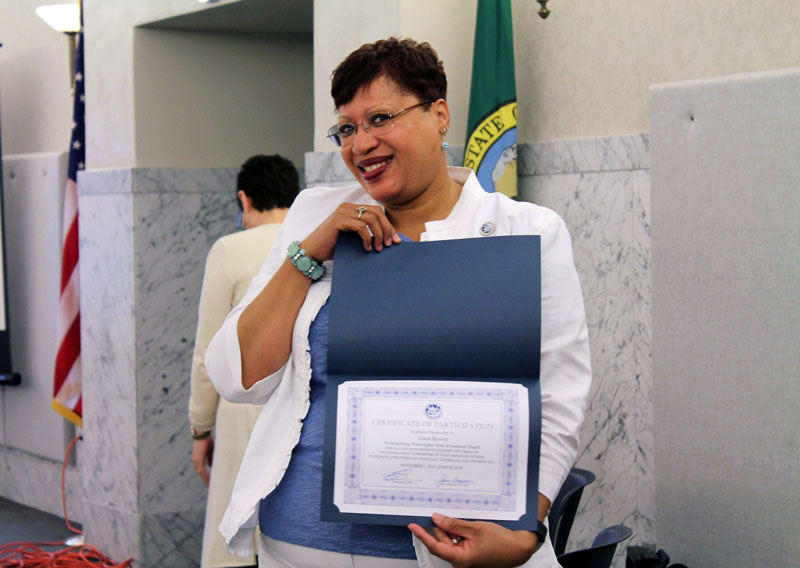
left=69, top=0, right=82, bottom=88
left=68, top=34, right=77, bottom=87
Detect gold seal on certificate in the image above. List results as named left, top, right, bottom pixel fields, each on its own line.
left=332, top=380, right=529, bottom=521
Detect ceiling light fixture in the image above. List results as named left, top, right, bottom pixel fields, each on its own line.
left=35, top=3, right=81, bottom=34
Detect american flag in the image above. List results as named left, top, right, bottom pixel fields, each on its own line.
left=52, top=30, right=84, bottom=427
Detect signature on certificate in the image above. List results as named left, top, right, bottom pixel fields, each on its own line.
left=382, top=468, right=414, bottom=482
left=436, top=475, right=474, bottom=487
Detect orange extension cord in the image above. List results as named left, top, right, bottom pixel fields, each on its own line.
left=0, top=436, right=133, bottom=567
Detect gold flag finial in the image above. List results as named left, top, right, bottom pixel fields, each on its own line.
left=537, top=0, right=551, bottom=19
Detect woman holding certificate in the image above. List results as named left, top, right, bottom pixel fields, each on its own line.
left=206, top=38, right=591, bottom=568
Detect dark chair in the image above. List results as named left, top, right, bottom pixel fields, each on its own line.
left=557, top=524, right=633, bottom=568
left=548, top=467, right=596, bottom=556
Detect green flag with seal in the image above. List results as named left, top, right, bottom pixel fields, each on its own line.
left=465, top=0, right=518, bottom=198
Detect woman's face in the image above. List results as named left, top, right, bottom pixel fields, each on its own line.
left=336, top=76, right=449, bottom=207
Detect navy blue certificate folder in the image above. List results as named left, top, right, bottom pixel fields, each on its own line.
left=322, top=233, right=541, bottom=529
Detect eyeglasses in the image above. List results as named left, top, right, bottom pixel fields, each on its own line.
left=327, top=100, right=434, bottom=147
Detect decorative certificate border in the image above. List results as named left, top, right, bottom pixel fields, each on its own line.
left=343, top=385, right=520, bottom=512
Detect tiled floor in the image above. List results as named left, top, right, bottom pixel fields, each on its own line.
left=0, top=497, right=82, bottom=546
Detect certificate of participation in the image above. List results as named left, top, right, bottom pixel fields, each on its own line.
left=332, top=380, right=529, bottom=521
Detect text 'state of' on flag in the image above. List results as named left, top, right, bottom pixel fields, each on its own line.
left=53, top=30, right=85, bottom=428
left=465, top=0, right=518, bottom=198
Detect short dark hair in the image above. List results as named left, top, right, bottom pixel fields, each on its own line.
left=331, top=37, right=447, bottom=110
left=237, top=154, right=299, bottom=212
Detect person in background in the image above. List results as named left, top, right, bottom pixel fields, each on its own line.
left=189, top=154, right=300, bottom=568
left=207, top=38, right=591, bottom=568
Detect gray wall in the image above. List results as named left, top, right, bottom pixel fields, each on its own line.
left=2, top=153, right=67, bottom=461
left=85, top=0, right=314, bottom=169
left=133, top=29, right=313, bottom=169
left=0, top=0, right=83, bottom=520
left=0, top=153, right=86, bottom=520
left=650, top=68, right=800, bottom=567
left=510, top=1, right=800, bottom=143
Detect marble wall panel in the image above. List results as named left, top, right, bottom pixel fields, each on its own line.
left=304, top=150, right=352, bottom=185
left=631, top=172, right=655, bottom=545
left=82, top=501, right=141, bottom=565
left=520, top=135, right=654, bottom=559
left=133, top=167, right=237, bottom=194
left=0, top=445, right=87, bottom=521
left=523, top=172, right=640, bottom=545
left=78, top=191, right=139, bottom=515
left=141, top=509, right=205, bottom=567
left=520, top=169, right=653, bottom=566
left=78, top=168, right=133, bottom=195
left=77, top=166, right=239, bottom=565
left=518, top=135, right=650, bottom=175
left=134, top=188, right=238, bottom=513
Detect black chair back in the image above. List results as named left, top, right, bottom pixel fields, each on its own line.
left=548, top=467, right=596, bottom=556
left=558, top=524, right=633, bottom=568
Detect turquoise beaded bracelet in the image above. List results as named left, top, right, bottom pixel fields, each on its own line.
left=286, top=241, right=326, bottom=281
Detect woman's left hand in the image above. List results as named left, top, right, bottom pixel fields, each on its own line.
left=191, top=436, right=214, bottom=486
left=408, top=513, right=539, bottom=568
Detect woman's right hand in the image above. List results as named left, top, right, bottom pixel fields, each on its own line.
left=409, top=514, right=540, bottom=568
left=301, top=202, right=402, bottom=261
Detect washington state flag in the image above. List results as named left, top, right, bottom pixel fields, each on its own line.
left=465, top=0, right=518, bottom=198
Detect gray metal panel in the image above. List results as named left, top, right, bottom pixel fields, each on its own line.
left=1, top=152, right=73, bottom=462
left=650, top=68, right=800, bottom=567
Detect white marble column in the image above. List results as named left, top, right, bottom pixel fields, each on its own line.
left=77, top=167, right=237, bottom=566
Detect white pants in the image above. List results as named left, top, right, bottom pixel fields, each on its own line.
left=257, top=532, right=562, bottom=568
left=258, top=535, right=418, bottom=568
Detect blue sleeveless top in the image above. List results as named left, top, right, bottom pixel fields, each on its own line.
left=258, top=301, right=416, bottom=559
